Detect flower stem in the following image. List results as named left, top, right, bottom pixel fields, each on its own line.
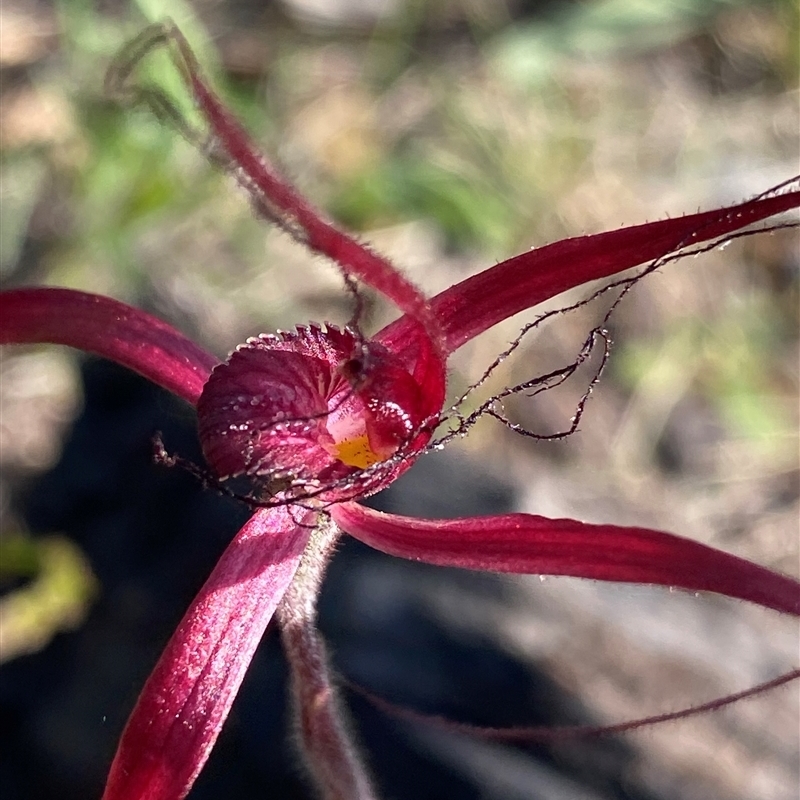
left=277, top=516, right=379, bottom=800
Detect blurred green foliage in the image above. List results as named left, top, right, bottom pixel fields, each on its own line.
left=614, top=275, right=797, bottom=463
left=1, top=0, right=797, bottom=449
left=3, top=0, right=795, bottom=281
left=0, top=531, right=97, bottom=662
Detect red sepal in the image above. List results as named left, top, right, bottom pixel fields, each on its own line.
left=101, top=506, right=313, bottom=800
left=332, top=504, right=800, bottom=616
left=0, top=288, right=219, bottom=406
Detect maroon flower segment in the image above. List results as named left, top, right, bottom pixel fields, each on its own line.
left=0, top=288, right=219, bottom=405
left=380, top=188, right=800, bottom=355
left=331, top=505, right=800, bottom=616
left=197, top=323, right=446, bottom=499
left=101, top=505, right=314, bottom=800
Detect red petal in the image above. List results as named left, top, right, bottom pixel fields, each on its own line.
left=157, top=24, right=443, bottom=353
left=0, top=288, right=219, bottom=406
left=332, top=504, right=800, bottom=616
left=379, top=186, right=800, bottom=355
left=101, top=506, right=313, bottom=800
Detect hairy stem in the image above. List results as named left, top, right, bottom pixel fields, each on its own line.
left=277, top=517, right=379, bottom=800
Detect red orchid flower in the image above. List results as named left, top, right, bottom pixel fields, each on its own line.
left=2, top=22, right=799, bottom=800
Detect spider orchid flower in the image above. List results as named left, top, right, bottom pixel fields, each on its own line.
left=1, top=22, right=799, bottom=800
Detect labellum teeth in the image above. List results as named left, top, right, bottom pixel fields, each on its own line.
left=196, top=323, right=443, bottom=501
